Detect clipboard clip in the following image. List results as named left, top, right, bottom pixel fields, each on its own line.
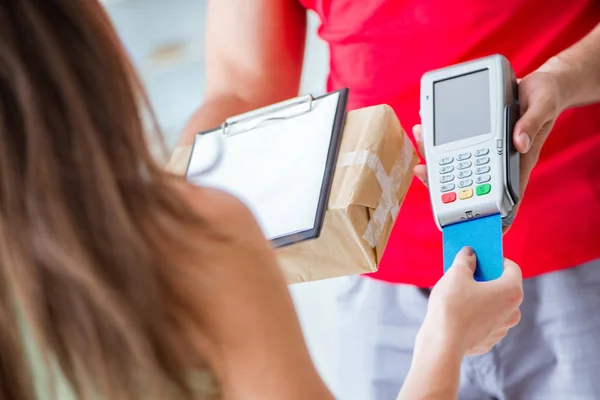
left=190, top=95, right=315, bottom=178
left=221, top=94, right=314, bottom=138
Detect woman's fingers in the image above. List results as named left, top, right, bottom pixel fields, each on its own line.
left=412, top=125, right=425, bottom=156
left=493, top=259, right=524, bottom=308
left=507, top=309, right=522, bottom=328
left=414, top=165, right=428, bottom=187
left=412, top=125, right=428, bottom=187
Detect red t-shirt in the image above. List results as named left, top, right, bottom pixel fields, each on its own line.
left=299, top=0, right=600, bottom=287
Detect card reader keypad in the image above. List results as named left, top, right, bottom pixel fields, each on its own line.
left=459, top=188, right=473, bottom=200
left=440, top=183, right=455, bottom=193
left=457, top=161, right=472, bottom=170
left=458, top=179, right=473, bottom=188
left=475, top=156, right=490, bottom=166
left=439, top=147, right=493, bottom=204
left=440, top=174, right=454, bottom=183
left=456, top=152, right=471, bottom=161
left=439, top=165, right=454, bottom=174
left=476, top=175, right=491, bottom=184
left=476, top=166, right=490, bottom=175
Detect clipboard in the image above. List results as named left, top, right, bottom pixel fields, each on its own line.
left=185, top=89, right=349, bottom=248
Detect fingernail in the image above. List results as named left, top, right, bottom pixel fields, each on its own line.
left=459, top=246, right=474, bottom=257
left=413, top=128, right=421, bottom=141
left=520, top=133, right=531, bottom=152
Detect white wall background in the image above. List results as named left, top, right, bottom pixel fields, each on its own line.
left=104, top=0, right=330, bottom=147
left=104, top=0, right=342, bottom=390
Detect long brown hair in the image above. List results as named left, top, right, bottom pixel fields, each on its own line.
left=0, top=1, right=213, bottom=398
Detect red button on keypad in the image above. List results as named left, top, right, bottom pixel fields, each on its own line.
left=442, top=192, right=457, bottom=204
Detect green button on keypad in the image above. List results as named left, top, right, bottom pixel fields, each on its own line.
left=476, top=183, right=491, bottom=196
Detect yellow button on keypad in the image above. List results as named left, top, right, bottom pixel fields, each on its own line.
left=459, top=188, right=473, bottom=200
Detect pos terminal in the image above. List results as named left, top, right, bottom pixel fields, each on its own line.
left=420, top=54, right=520, bottom=281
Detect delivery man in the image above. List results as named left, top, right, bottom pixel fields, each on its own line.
left=180, top=1, right=600, bottom=399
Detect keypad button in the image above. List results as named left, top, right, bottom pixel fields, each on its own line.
left=475, top=156, right=490, bottom=166
left=458, top=170, right=472, bottom=179
left=440, top=174, right=454, bottom=184
left=457, top=152, right=472, bottom=161
left=458, top=179, right=473, bottom=188
left=475, top=148, right=489, bottom=157
left=476, top=166, right=490, bottom=175
left=457, top=161, right=472, bottom=170
left=439, top=165, right=454, bottom=174
left=476, top=184, right=492, bottom=196
left=476, top=174, right=491, bottom=184
left=442, top=192, right=456, bottom=204
left=440, top=183, right=455, bottom=193
left=459, top=188, right=474, bottom=200
left=439, top=157, right=454, bottom=166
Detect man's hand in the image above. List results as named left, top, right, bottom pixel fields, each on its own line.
left=513, top=71, right=566, bottom=196
left=177, top=0, right=307, bottom=147
left=412, top=70, right=568, bottom=231
left=414, top=21, right=600, bottom=216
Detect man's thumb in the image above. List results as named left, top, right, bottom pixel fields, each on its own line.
left=514, top=103, right=545, bottom=154
left=451, top=246, right=477, bottom=276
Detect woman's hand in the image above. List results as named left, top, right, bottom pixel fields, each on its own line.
left=411, top=124, right=429, bottom=187
left=398, top=248, right=523, bottom=400
left=419, top=247, right=523, bottom=356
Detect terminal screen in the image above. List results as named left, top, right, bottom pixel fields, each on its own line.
left=434, top=69, right=491, bottom=146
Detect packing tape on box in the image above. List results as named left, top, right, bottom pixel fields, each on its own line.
left=442, top=213, right=504, bottom=281
left=336, top=142, right=414, bottom=247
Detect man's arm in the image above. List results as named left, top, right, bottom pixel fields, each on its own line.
left=178, top=0, right=307, bottom=146
left=538, top=22, right=600, bottom=109
left=506, top=22, right=600, bottom=204
left=514, top=21, right=600, bottom=153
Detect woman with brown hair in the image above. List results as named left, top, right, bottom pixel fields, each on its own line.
left=0, top=1, right=522, bottom=399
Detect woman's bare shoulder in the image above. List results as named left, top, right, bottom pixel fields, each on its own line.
left=176, top=182, right=261, bottom=238
left=168, top=181, right=333, bottom=399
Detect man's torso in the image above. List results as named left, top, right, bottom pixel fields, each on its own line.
left=300, top=0, right=600, bottom=286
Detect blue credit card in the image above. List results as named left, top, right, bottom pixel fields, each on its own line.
left=442, top=213, right=504, bottom=281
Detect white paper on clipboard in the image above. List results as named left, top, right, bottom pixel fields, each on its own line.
left=186, top=91, right=344, bottom=243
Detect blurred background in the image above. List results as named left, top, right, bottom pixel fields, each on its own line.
left=103, top=0, right=329, bottom=149
left=103, top=0, right=341, bottom=390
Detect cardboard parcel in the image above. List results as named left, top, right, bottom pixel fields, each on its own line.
left=166, top=104, right=418, bottom=285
